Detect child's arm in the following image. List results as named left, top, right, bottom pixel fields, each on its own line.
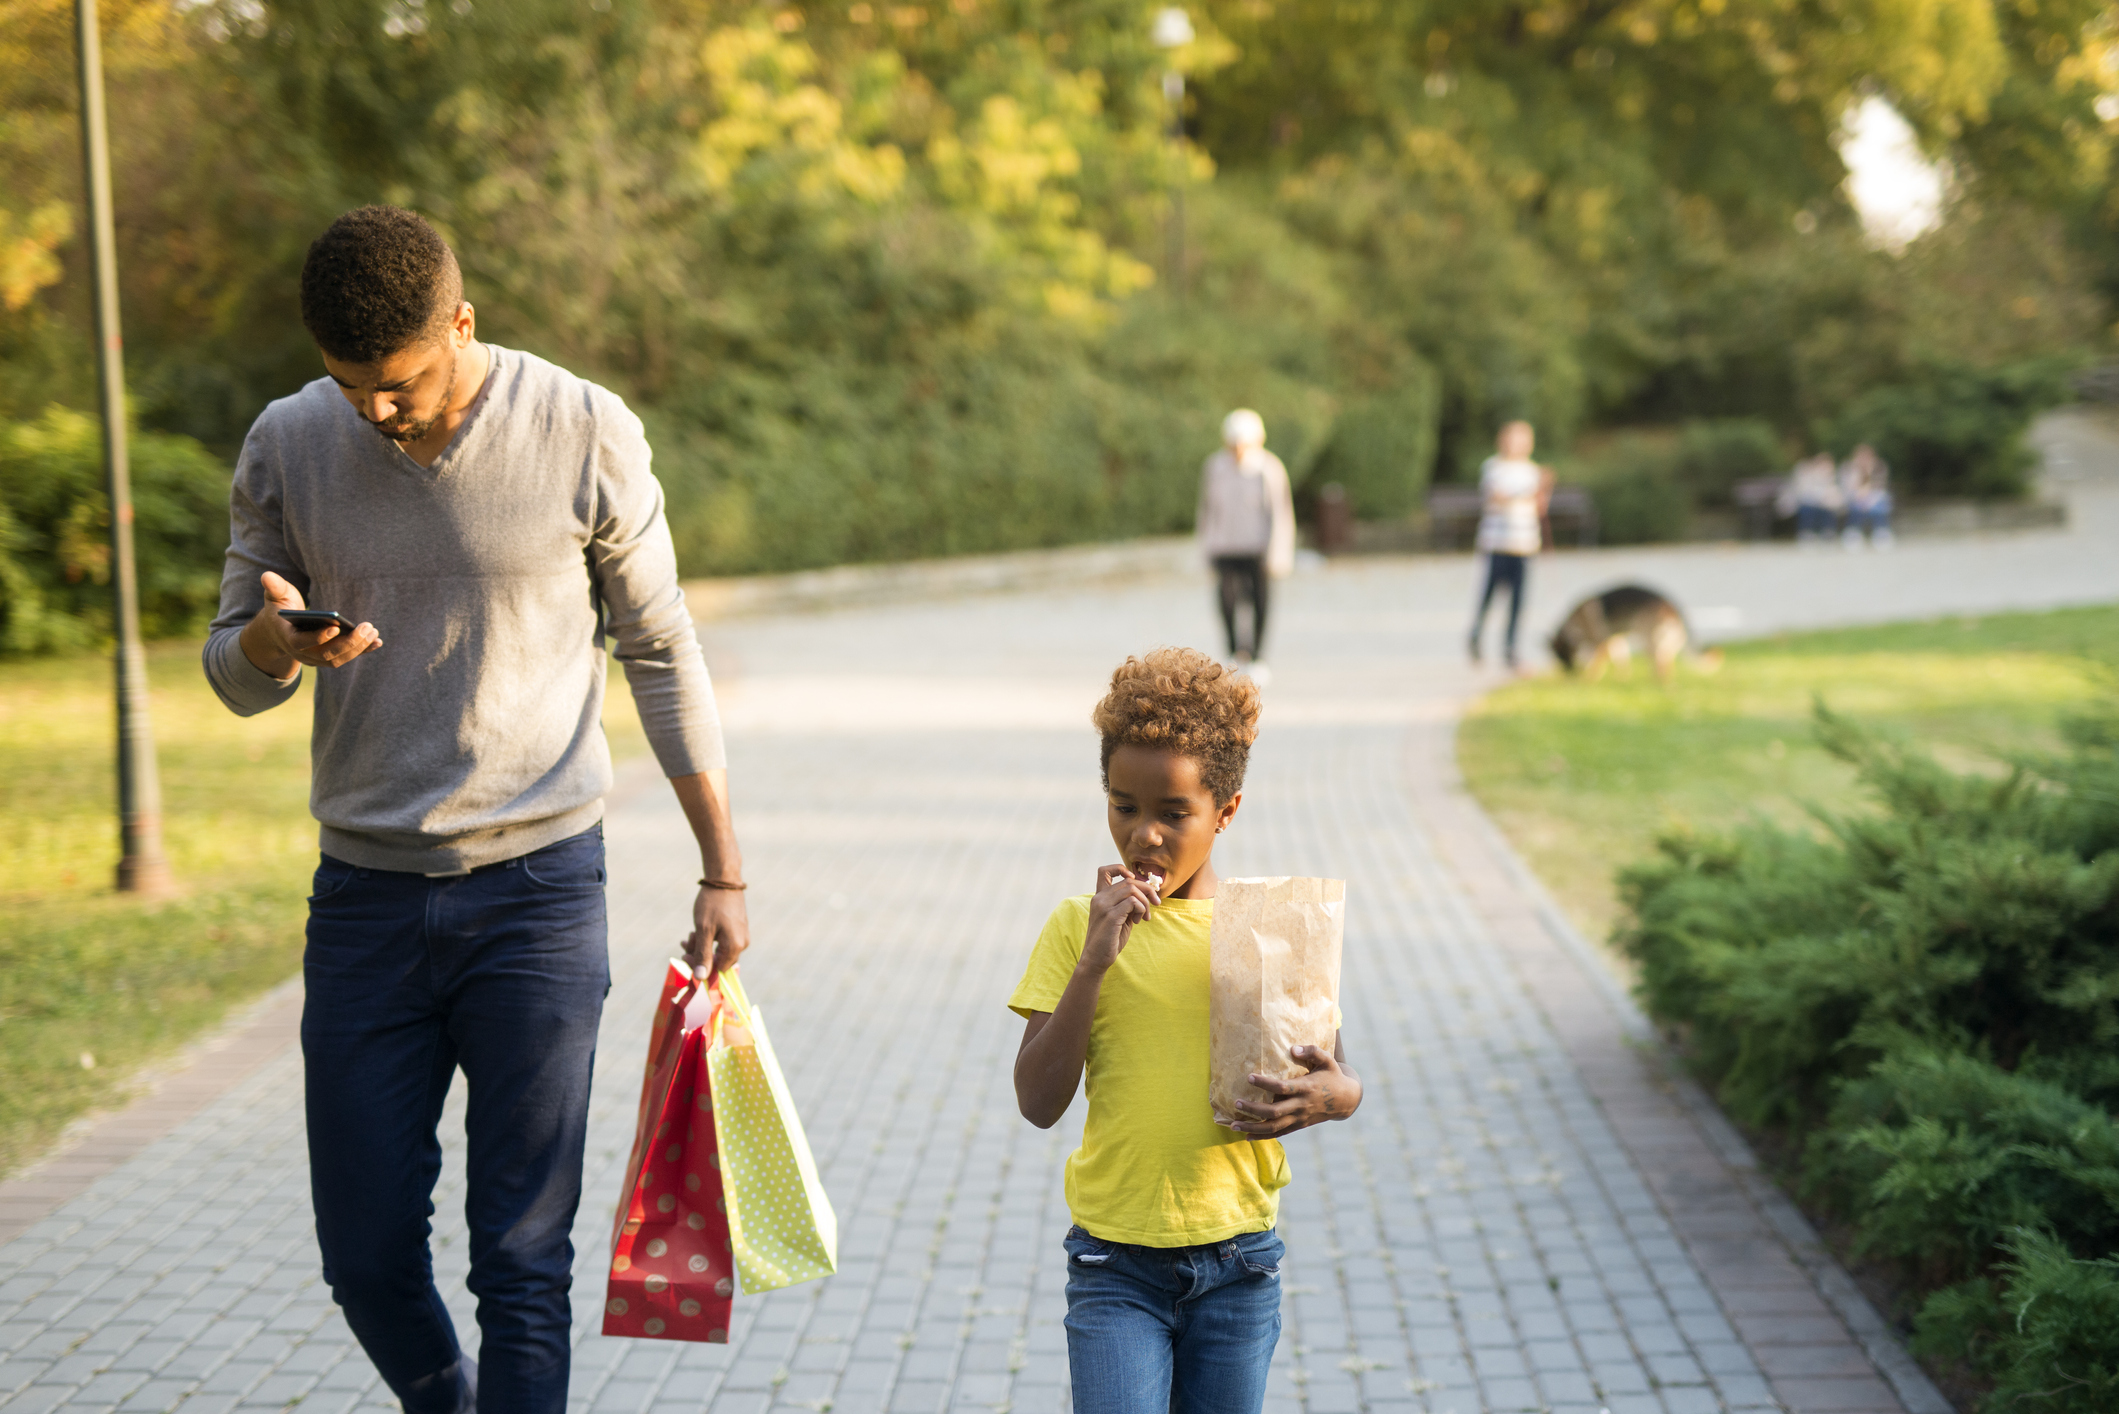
left=1222, top=1032, right=1363, bottom=1136
left=1013, top=1001, right=1091, bottom=1130
left=1014, top=866, right=1162, bottom=1128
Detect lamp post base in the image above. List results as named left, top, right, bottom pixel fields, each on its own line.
left=116, top=849, right=174, bottom=899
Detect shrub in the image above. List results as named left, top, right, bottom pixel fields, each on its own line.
left=1812, top=1049, right=2119, bottom=1277
left=1674, top=419, right=1783, bottom=507
left=0, top=407, right=231, bottom=655
left=1554, top=419, right=1781, bottom=543
left=1561, top=431, right=1693, bottom=544
left=1615, top=702, right=2119, bottom=1408
left=1304, top=370, right=1442, bottom=521
left=1915, top=1230, right=2119, bottom=1414
left=1826, top=359, right=2076, bottom=500
left=655, top=186, right=1442, bottom=575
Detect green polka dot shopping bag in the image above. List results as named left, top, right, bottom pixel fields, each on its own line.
left=708, top=969, right=839, bottom=1293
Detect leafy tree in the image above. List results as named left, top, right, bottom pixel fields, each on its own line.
left=1193, top=0, right=2112, bottom=461
left=0, top=0, right=2110, bottom=614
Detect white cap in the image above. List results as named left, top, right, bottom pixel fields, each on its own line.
left=1222, top=408, right=1265, bottom=448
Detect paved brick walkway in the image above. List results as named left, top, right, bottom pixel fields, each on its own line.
left=4, top=468, right=2117, bottom=1414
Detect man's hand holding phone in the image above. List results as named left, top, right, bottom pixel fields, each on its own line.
left=239, top=570, right=381, bottom=680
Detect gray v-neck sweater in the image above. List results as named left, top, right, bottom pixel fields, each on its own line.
left=202, top=345, right=724, bottom=873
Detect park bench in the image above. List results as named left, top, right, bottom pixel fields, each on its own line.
left=1425, top=487, right=1482, bottom=549
left=1425, top=485, right=1599, bottom=550
left=2072, top=362, right=2119, bottom=403
left=1732, top=476, right=1785, bottom=540
left=1548, top=487, right=1599, bottom=547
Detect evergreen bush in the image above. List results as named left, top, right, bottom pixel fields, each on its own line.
left=1615, top=702, right=2119, bottom=1409
left=1915, top=1230, right=2119, bottom=1413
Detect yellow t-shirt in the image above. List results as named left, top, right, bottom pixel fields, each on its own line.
left=1007, top=894, right=1289, bottom=1247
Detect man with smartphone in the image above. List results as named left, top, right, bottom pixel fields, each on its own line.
left=202, top=207, right=745, bottom=1414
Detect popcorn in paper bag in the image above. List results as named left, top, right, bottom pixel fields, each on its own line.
left=1208, top=876, right=1346, bottom=1125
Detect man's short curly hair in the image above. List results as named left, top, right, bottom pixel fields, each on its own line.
left=300, top=206, right=463, bottom=363
left=1092, top=647, right=1262, bottom=806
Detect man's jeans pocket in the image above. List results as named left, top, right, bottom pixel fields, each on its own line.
left=310, top=855, right=360, bottom=903
left=519, top=828, right=607, bottom=892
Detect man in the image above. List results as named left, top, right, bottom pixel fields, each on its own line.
left=1466, top=419, right=1554, bottom=671
left=202, top=206, right=747, bottom=1413
left=1195, top=408, right=1295, bottom=684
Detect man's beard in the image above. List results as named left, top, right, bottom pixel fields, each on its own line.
left=367, top=347, right=458, bottom=444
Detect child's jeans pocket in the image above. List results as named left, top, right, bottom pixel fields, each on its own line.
left=1232, top=1227, right=1284, bottom=1278
left=1063, top=1225, right=1116, bottom=1266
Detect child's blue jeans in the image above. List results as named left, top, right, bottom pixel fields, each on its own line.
left=1062, top=1224, right=1284, bottom=1414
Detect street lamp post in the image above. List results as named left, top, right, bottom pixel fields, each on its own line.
left=1152, top=7, right=1193, bottom=295
left=75, top=0, right=173, bottom=897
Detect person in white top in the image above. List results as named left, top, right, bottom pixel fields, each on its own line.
left=1776, top=453, right=1844, bottom=542
left=1466, top=420, right=1554, bottom=669
left=1196, top=409, right=1296, bottom=677
left=1838, top=443, right=1893, bottom=549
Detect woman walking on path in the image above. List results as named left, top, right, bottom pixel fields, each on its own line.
left=1197, top=409, right=1295, bottom=683
left=1466, top=420, right=1553, bottom=671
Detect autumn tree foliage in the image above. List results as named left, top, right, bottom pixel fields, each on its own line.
left=0, top=0, right=2111, bottom=599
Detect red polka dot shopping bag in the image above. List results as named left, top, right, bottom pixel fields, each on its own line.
left=603, top=961, right=737, bottom=1343
left=707, top=970, right=839, bottom=1293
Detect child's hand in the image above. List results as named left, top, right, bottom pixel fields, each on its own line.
left=1080, top=864, right=1163, bottom=975
left=1220, top=1044, right=1363, bottom=1136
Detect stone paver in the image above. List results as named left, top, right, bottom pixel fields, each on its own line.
left=0, top=986, right=303, bottom=1249
left=3, top=466, right=2115, bottom=1413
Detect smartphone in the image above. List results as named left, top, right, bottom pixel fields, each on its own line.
left=278, top=609, right=361, bottom=635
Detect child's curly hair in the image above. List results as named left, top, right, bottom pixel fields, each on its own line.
left=1092, top=648, right=1262, bottom=806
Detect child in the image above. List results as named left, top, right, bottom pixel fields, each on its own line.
left=1008, top=647, right=1362, bottom=1414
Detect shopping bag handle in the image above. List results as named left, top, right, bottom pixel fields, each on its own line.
left=670, top=961, right=705, bottom=1010
left=710, top=968, right=754, bottom=1045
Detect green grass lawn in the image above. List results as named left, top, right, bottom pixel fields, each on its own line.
left=1458, top=604, right=2119, bottom=952
left=0, top=640, right=652, bottom=1177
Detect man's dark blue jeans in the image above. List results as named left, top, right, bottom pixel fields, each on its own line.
left=303, top=825, right=610, bottom=1414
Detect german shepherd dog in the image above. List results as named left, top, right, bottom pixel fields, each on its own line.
left=1549, top=584, right=1720, bottom=683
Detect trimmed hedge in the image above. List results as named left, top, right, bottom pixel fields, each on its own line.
left=1616, top=704, right=2119, bottom=1410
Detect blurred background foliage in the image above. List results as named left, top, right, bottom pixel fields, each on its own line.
left=0, top=0, right=2115, bottom=630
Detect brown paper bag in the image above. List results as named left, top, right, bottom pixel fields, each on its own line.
left=1208, top=876, right=1347, bottom=1125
